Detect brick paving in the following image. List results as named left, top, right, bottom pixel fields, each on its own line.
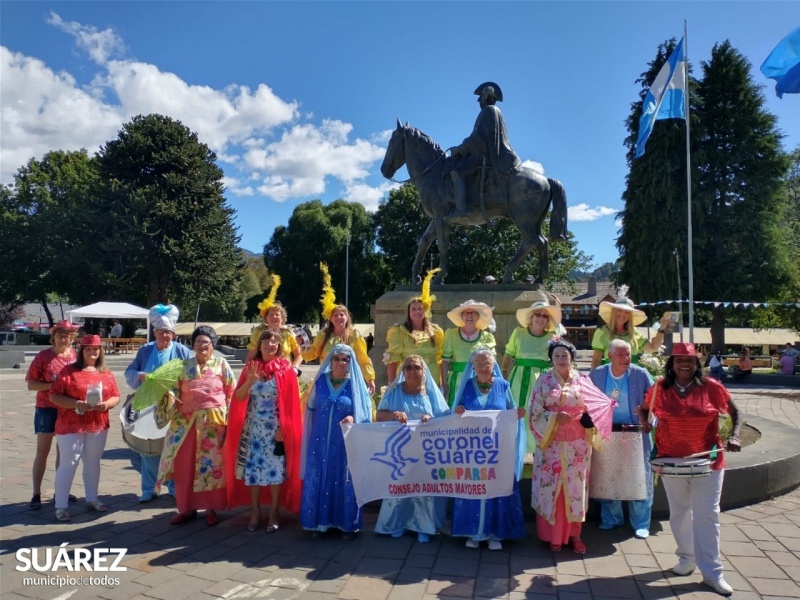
left=1, top=365, right=799, bottom=599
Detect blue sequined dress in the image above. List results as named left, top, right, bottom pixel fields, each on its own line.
left=300, top=376, right=362, bottom=533
left=450, top=378, right=526, bottom=541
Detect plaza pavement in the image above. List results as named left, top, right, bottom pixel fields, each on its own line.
left=1, top=363, right=800, bottom=600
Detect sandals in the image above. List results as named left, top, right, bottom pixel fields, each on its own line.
left=55, top=508, right=71, bottom=522
left=86, top=500, right=108, bottom=512
left=205, top=511, right=220, bottom=527
left=266, top=523, right=279, bottom=533
left=549, top=543, right=562, bottom=552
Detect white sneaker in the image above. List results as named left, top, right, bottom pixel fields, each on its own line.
left=465, top=539, right=480, bottom=549
left=671, top=559, right=696, bottom=576
left=703, top=578, right=733, bottom=596
left=487, top=540, right=503, bottom=551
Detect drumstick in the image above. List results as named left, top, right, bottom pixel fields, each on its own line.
left=683, top=449, right=724, bottom=459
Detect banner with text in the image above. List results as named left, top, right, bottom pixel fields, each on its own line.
left=341, top=410, right=517, bottom=507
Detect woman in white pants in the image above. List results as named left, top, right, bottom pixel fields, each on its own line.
left=639, top=343, right=741, bottom=597
left=50, top=335, right=120, bottom=521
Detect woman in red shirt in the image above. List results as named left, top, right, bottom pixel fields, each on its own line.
left=50, top=335, right=120, bottom=522
left=639, top=343, right=741, bottom=596
left=25, top=320, right=79, bottom=509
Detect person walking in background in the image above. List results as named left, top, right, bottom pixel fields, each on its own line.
left=124, top=304, right=191, bottom=502
left=109, top=319, right=123, bottom=353
left=25, top=320, right=80, bottom=510
left=49, top=335, right=120, bottom=521
left=589, top=339, right=654, bottom=539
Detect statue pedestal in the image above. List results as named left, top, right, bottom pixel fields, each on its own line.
left=370, top=284, right=548, bottom=386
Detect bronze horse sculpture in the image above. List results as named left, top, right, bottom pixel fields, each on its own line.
left=380, top=120, right=568, bottom=284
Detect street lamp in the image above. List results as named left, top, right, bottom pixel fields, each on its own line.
left=673, top=248, right=683, bottom=342
left=345, top=215, right=352, bottom=308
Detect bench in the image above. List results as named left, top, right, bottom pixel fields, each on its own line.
left=722, top=356, right=773, bottom=369
left=100, top=337, right=146, bottom=354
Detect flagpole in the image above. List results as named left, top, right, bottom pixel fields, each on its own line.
left=684, top=20, right=695, bottom=343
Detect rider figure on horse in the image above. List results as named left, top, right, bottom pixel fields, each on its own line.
left=448, top=82, right=521, bottom=219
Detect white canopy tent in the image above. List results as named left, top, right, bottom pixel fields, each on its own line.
left=67, top=302, right=151, bottom=340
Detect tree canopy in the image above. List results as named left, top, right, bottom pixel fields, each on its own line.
left=617, top=39, right=797, bottom=348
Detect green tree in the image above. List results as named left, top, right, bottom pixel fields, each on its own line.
left=265, top=200, right=390, bottom=323
left=374, top=184, right=590, bottom=290
left=0, top=150, right=99, bottom=326
left=616, top=38, right=701, bottom=303
left=695, top=42, right=794, bottom=350
left=89, top=114, right=243, bottom=312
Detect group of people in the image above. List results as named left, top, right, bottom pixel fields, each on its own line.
left=25, top=278, right=742, bottom=596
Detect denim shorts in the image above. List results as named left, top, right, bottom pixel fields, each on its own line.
left=34, top=407, right=58, bottom=434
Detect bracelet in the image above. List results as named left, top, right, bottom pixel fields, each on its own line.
left=658, top=329, right=666, bottom=334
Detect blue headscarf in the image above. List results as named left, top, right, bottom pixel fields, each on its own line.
left=453, top=348, right=526, bottom=479
left=382, top=355, right=449, bottom=418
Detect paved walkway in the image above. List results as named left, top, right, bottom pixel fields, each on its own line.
left=1, top=366, right=799, bottom=600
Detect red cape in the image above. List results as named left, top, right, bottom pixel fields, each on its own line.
left=225, top=357, right=303, bottom=513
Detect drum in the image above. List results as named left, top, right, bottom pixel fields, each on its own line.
left=119, top=394, right=167, bottom=457
left=650, top=457, right=712, bottom=478
left=589, top=430, right=648, bottom=501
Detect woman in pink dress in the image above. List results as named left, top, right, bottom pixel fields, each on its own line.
left=157, top=326, right=235, bottom=527
left=529, top=338, right=613, bottom=555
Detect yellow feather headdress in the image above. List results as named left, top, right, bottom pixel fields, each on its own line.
left=418, top=268, right=441, bottom=313
left=257, top=274, right=282, bottom=318
left=319, top=262, right=338, bottom=320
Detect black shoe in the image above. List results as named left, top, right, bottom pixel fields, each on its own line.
left=29, top=494, right=42, bottom=510
left=68, top=494, right=78, bottom=504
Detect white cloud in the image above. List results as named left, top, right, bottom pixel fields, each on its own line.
left=520, top=159, right=545, bottom=174
left=344, top=181, right=399, bottom=212
left=568, top=203, right=618, bottom=222
left=2, top=15, right=391, bottom=210
left=47, top=12, right=124, bottom=65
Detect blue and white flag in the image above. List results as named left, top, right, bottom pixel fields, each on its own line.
left=635, top=37, right=687, bottom=158
left=761, top=26, right=800, bottom=98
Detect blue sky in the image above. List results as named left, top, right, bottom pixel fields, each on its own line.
left=2, top=1, right=798, bottom=269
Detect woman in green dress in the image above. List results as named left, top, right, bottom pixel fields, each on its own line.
left=590, top=297, right=668, bottom=370
left=501, top=298, right=562, bottom=452
left=441, top=300, right=496, bottom=406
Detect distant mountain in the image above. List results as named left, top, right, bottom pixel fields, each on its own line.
left=239, top=248, right=260, bottom=258
left=569, top=261, right=620, bottom=282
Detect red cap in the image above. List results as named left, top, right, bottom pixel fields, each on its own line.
left=80, top=334, right=102, bottom=347
left=671, top=342, right=698, bottom=357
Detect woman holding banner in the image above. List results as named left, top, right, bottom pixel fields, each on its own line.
left=375, top=355, right=450, bottom=542
left=300, top=344, right=372, bottom=539
left=451, top=349, right=526, bottom=550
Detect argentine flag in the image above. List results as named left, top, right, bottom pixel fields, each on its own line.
left=635, top=37, right=686, bottom=158
left=761, top=26, right=800, bottom=98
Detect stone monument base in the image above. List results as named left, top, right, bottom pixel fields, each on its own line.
left=370, top=283, right=554, bottom=387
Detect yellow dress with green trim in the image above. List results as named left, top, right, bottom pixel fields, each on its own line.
left=505, top=327, right=556, bottom=452
left=385, top=324, right=444, bottom=385
left=441, top=328, right=496, bottom=406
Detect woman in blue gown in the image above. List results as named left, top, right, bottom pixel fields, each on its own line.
left=300, top=344, right=372, bottom=538
left=375, top=355, right=450, bottom=542
left=451, top=348, right=527, bottom=550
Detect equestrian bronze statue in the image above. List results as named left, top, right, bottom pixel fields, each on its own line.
left=380, top=83, right=568, bottom=285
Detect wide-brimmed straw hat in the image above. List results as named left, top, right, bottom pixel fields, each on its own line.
left=670, top=342, right=698, bottom=357
left=598, top=297, right=647, bottom=326
left=79, top=334, right=102, bottom=347
left=447, top=300, right=493, bottom=330
left=49, top=320, right=79, bottom=335
left=516, top=301, right=562, bottom=328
